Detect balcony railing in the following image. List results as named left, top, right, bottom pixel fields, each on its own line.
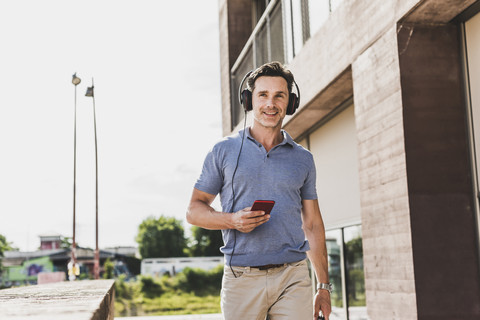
left=230, top=0, right=284, bottom=129
left=229, top=0, right=344, bottom=130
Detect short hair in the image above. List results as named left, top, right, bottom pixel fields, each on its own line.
left=246, top=61, right=294, bottom=93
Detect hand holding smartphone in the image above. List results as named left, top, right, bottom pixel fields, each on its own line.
left=251, top=200, right=275, bottom=215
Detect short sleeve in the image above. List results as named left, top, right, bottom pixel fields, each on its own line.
left=194, top=147, right=224, bottom=196
left=300, top=154, right=318, bottom=200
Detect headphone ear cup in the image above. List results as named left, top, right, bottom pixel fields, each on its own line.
left=241, top=89, right=252, bottom=112
left=287, top=93, right=299, bottom=115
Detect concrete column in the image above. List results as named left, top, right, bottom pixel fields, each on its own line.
left=352, top=25, right=417, bottom=320
left=398, top=23, right=480, bottom=319
left=353, top=21, right=480, bottom=319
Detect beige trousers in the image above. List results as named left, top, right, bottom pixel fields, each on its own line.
left=221, top=259, right=313, bottom=320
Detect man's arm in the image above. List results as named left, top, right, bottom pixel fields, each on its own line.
left=186, top=188, right=270, bottom=233
left=301, top=198, right=332, bottom=320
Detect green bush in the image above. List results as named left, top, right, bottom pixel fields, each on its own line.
left=140, top=276, right=164, bottom=298
left=115, top=275, right=132, bottom=300
left=113, top=265, right=223, bottom=317
left=208, top=264, right=223, bottom=286
left=103, top=258, right=115, bottom=279
left=175, top=265, right=222, bottom=295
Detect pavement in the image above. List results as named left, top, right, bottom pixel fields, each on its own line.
left=117, top=314, right=223, bottom=320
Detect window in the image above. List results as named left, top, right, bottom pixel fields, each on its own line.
left=253, top=0, right=271, bottom=26
left=344, top=225, right=366, bottom=319
left=325, top=225, right=366, bottom=320
left=462, top=8, right=480, bottom=261
left=309, top=104, right=361, bottom=228
left=287, top=0, right=344, bottom=60
left=326, top=229, right=347, bottom=319
left=307, top=0, right=330, bottom=37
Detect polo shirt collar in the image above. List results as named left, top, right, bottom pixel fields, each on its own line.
left=244, top=127, right=295, bottom=148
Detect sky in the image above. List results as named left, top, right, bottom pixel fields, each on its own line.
left=0, top=1, right=223, bottom=252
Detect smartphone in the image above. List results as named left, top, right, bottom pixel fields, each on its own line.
left=251, top=200, right=275, bottom=215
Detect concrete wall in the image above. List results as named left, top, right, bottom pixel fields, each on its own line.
left=0, top=280, right=115, bottom=320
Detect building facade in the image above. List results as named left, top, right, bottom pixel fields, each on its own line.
left=218, top=0, right=480, bottom=319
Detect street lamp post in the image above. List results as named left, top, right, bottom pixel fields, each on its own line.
left=86, top=79, right=100, bottom=280
left=70, top=73, right=81, bottom=280
left=71, top=74, right=81, bottom=261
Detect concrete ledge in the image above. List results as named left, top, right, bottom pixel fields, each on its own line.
left=0, top=279, right=115, bottom=320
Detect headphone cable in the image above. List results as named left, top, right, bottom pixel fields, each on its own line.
left=228, top=110, right=247, bottom=278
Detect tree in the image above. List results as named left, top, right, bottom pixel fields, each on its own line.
left=61, top=236, right=74, bottom=249
left=188, top=226, right=223, bottom=257
left=103, top=258, right=115, bottom=279
left=345, top=236, right=364, bottom=303
left=0, top=234, right=15, bottom=273
left=136, top=215, right=186, bottom=259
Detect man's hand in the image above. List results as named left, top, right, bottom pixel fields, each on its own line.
left=313, top=289, right=331, bottom=320
left=231, top=207, right=270, bottom=233
left=187, top=189, right=271, bottom=232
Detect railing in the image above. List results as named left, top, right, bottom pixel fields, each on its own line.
left=229, top=0, right=344, bottom=130
left=230, top=0, right=284, bottom=129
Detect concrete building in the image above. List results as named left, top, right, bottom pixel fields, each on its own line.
left=217, top=0, right=480, bottom=319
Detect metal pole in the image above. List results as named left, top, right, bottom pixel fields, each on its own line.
left=70, top=73, right=81, bottom=280
left=90, top=79, right=100, bottom=280
left=72, top=82, right=78, bottom=265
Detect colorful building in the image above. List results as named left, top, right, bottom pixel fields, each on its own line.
left=0, top=235, right=140, bottom=287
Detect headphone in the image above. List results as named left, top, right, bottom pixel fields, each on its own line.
left=238, top=70, right=301, bottom=115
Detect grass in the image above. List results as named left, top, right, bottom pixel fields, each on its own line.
left=140, top=293, right=221, bottom=315
left=114, top=267, right=222, bottom=317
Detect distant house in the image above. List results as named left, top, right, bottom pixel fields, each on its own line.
left=39, top=233, right=62, bottom=250
left=1, top=249, right=68, bottom=286
left=0, top=235, right=140, bottom=287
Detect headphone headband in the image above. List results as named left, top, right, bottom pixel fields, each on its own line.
left=238, top=70, right=300, bottom=115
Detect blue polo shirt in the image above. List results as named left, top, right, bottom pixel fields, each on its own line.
left=194, top=127, right=318, bottom=266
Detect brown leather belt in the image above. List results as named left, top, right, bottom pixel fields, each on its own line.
left=251, top=263, right=285, bottom=270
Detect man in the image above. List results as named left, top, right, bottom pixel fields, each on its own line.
left=187, top=61, right=331, bottom=320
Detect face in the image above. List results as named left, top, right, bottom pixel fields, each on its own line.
left=251, top=76, right=289, bottom=129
